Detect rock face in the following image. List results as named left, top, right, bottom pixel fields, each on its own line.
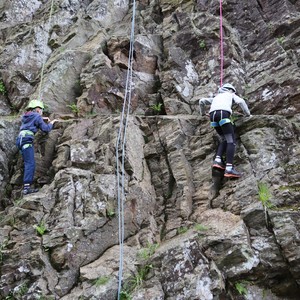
left=0, top=0, right=299, bottom=299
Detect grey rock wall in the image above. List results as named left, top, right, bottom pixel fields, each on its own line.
left=0, top=0, right=299, bottom=299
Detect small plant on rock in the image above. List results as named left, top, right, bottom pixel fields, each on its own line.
left=199, top=39, right=206, bottom=49
left=235, top=281, right=248, bottom=296
left=258, top=182, right=274, bottom=209
left=13, top=198, right=24, bottom=207
left=8, top=216, right=16, bottom=227
left=150, top=103, right=163, bottom=114
left=120, top=241, right=159, bottom=298
left=277, top=35, right=285, bottom=45
left=0, top=80, right=6, bottom=95
left=258, top=182, right=274, bottom=228
left=14, top=282, right=29, bottom=298
left=120, top=290, right=132, bottom=300
left=0, top=239, right=8, bottom=263
left=5, top=292, right=13, bottom=300
left=106, top=207, right=116, bottom=218
left=125, top=264, right=152, bottom=294
left=67, top=103, right=79, bottom=116
left=34, top=221, right=47, bottom=236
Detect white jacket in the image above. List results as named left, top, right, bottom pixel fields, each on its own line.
left=199, top=91, right=251, bottom=116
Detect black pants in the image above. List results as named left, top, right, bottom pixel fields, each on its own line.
left=210, top=110, right=236, bottom=164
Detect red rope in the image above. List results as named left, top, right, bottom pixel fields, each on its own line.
left=219, top=0, right=224, bottom=86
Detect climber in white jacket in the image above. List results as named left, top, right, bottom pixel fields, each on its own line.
left=199, top=83, right=251, bottom=178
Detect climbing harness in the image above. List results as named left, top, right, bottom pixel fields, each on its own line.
left=210, top=118, right=231, bottom=127
left=210, top=110, right=232, bottom=127
left=19, top=130, right=34, bottom=137
left=219, top=0, right=224, bottom=86
left=37, top=0, right=55, bottom=101
left=115, top=0, right=136, bottom=299
left=16, top=130, right=34, bottom=150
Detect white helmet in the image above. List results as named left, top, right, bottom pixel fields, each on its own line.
left=221, top=83, right=236, bottom=93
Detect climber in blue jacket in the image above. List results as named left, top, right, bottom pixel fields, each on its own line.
left=16, top=100, right=57, bottom=195
left=199, top=83, right=251, bottom=178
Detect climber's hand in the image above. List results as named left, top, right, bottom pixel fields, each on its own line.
left=235, top=112, right=244, bottom=116
left=43, top=117, right=50, bottom=122
left=50, top=119, right=58, bottom=124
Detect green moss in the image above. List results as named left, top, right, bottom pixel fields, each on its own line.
left=138, top=243, right=159, bottom=260
left=177, top=226, right=188, bottom=234
left=0, top=80, right=6, bottom=95
left=93, top=275, right=110, bottom=287
left=194, top=223, right=209, bottom=232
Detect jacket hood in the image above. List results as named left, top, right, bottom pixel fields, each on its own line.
left=218, top=87, right=233, bottom=94
left=21, top=112, right=38, bottom=124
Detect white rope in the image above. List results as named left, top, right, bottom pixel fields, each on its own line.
left=116, top=0, right=136, bottom=299
left=37, top=0, right=55, bottom=101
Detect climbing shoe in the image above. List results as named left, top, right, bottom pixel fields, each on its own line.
left=23, top=187, right=39, bottom=195
left=224, top=168, right=242, bottom=178
left=212, top=160, right=226, bottom=170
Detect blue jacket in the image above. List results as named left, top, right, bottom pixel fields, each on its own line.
left=20, top=112, right=53, bottom=133
left=16, top=112, right=53, bottom=149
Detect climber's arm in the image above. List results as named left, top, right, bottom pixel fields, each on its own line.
left=199, top=98, right=213, bottom=116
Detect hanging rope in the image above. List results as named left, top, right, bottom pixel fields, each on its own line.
left=37, top=0, right=55, bottom=101
left=115, top=0, right=136, bottom=299
left=219, top=0, right=224, bottom=86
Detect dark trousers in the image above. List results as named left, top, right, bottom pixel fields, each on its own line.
left=210, top=110, right=236, bottom=164
left=22, top=146, right=35, bottom=184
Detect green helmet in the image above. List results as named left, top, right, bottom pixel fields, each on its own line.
left=27, top=99, right=44, bottom=109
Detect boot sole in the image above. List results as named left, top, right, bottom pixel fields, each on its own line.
left=23, top=190, right=39, bottom=195
left=224, top=173, right=241, bottom=178
left=212, top=164, right=225, bottom=170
